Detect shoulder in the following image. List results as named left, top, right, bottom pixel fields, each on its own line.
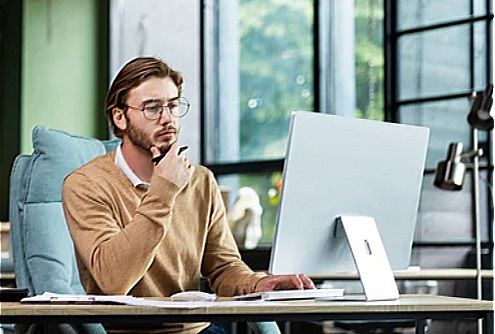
left=190, top=165, right=217, bottom=186
left=186, top=165, right=221, bottom=197
left=193, top=165, right=215, bottom=179
left=63, top=152, right=117, bottom=190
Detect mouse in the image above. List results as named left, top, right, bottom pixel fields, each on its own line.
left=170, top=291, right=217, bottom=302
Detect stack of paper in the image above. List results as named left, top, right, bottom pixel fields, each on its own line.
left=21, top=292, right=136, bottom=304
left=21, top=292, right=277, bottom=309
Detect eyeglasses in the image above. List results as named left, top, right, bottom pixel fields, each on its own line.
left=125, top=96, right=190, bottom=120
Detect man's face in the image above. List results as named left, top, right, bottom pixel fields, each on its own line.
left=122, top=76, right=181, bottom=154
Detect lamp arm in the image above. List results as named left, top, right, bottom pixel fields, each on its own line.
left=459, top=148, right=484, bottom=161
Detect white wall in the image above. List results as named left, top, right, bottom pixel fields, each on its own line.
left=110, top=0, right=201, bottom=163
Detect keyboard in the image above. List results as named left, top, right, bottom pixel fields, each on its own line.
left=233, top=288, right=345, bottom=301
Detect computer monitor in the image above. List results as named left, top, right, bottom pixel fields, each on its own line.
left=269, top=111, right=429, bottom=275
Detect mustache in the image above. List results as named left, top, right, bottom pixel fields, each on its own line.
left=160, top=123, right=177, bottom=132
left=156, top=124, right=178, bottom=133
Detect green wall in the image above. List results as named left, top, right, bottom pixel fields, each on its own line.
left=21, top=0, right=102, bottom=153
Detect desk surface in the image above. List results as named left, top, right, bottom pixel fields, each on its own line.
left=1, top=295, right=492, bottom=318
left=2, top=294, right=493, bottom=334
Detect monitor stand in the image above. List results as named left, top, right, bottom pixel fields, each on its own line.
left=336, top=216, right=399, bottom=301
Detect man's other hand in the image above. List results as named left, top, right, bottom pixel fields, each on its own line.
left=151, top=144, right=194, bottom=189
left=255, top=274, right=315, bottom=292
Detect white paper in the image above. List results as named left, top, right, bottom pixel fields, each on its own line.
left=124, top=298, right=219, bottom=309
left=21, top=292, right=136, bottom=304
left=20, top=292, right=283, bottom=309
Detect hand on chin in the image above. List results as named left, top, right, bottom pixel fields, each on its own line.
left=155, top=140, right=176, bottom=155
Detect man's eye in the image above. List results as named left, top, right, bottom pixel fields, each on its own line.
left=145, top=105, right=162, bottom=114
left=169, top=103, right=179, bottom=109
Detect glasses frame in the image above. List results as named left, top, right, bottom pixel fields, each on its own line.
left=125, top=96, right=190, bottom=120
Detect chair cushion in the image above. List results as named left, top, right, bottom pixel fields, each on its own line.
left=9, top=155, right=32, bottom=291
left=9, top=126, right=111, bottom=333
left=102, top=139, right=121, bottom=152
left=23, top=202, right=84, bottom=294
left=12, top=126, right=111, bottom=295
left=25, top=126, right=107, bottom=203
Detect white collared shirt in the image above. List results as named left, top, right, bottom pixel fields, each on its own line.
left=114, top=145, right=150, bottom=189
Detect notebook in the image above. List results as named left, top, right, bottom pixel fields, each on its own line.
left=233, top=288, right=344, bottom=301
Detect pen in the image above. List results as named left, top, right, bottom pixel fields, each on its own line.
left=151, top=145, right=189, bottom=165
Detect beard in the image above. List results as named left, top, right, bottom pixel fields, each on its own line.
left=125, top=115, right=177, bottom=155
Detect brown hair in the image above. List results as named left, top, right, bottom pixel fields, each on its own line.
left=105, top=57, right=184, bottom=138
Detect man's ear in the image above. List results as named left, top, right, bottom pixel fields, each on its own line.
left=112, top=107, right=127, bottom=132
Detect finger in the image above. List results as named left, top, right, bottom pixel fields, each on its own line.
left=255, top=276, right=270, bottom=292
left=298, top=274, right=316, bottom=289
left=170, top=143, right=180, bottom=155
left=290, top=275, right=304, bottom=290
left=150, top=146, right=161, bottom=159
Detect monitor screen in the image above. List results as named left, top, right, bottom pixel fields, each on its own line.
left=269, top=112, right=429, bottom=275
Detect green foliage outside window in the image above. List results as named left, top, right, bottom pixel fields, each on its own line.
left=234, top=0, right=384, bottom=245
left=355, top=0, right=384, bottom=121
left=239, top=0, right=314, bottom=162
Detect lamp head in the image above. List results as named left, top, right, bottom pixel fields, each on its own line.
left=468, top=83, right=494, bottom=131
left=434, top=142, right=466, bottom=191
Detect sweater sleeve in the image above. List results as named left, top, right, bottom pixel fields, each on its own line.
left=62, top=172, right=181, bottom=295
left=200, top=171, right=267, bottom=296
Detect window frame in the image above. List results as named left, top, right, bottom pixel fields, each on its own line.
left=384, top=0, right=494, bottom=253
left=198, top=1, right=495, bottom=255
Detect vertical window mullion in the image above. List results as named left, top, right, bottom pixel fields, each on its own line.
left=384, top=0, right=397, bottom=122
left=313, top=0, right=320, bottom=113
left=469, top=0, right=475, bottom=90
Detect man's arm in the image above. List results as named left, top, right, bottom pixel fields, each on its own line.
left=200, top=170, right=315, bottom=296
left=200, top=171, right=267, bottom=296
left=64, top=145, right=194, bottom=295
left=63, top=171, right=181, bottom=295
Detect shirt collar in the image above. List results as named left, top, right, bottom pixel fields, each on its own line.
left=114, top=145, right=150, bottom=189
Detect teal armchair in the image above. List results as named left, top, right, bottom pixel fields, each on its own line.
left=9, top=126, right=113, bottom=334
left=9, top=125, right=280, bottom=334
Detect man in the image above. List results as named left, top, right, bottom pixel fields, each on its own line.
left=62, top=57, right=314, bottom=334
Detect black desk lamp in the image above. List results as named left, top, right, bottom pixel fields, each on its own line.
left=434, top=84, right=494, bottom=312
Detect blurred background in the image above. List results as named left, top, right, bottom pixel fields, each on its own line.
left=0, top=1, right=493, bottom=331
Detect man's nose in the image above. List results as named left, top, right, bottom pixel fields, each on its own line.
left=158, top=107, right=173, bottom=123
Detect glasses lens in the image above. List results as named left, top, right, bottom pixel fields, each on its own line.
left=143, top=105, right=162, bottom=120
left=141, top=97, right=190, bottom=119
left=171, top=97, right=190, bottom=118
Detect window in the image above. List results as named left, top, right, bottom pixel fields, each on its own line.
left=202, top=0, right=384, bottom=244
left=385, top=0, right=493, bottom=269
left=203, top=0, right=315, bottom=165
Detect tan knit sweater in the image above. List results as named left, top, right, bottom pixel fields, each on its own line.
left=62, top=151, right=266, bottom=333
